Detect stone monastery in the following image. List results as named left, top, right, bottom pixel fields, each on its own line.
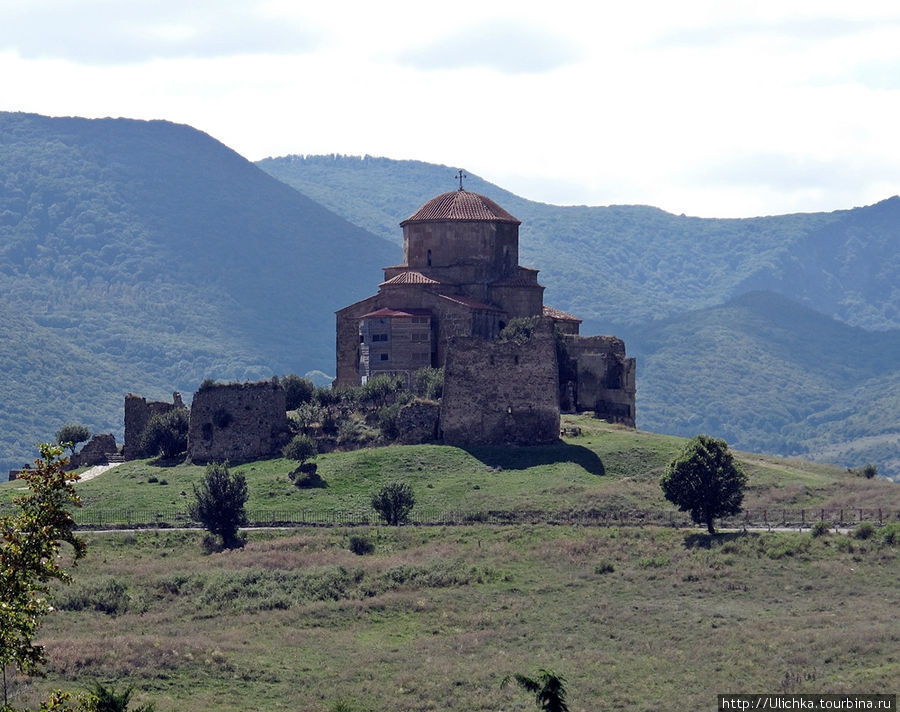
left=90, top=182, right=636, bottom=473
left=336, top=185, right=636, bottom=445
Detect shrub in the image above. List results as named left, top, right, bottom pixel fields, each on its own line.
left=140, top=408, right=189, bottom=459
left=377, top=403, right=402, bottom=441
left=594, top=561, right=615, bottom=574
left=852, top=521, right=876, bottom=540
left=880, top=522, right=900, bottom=545
left=189, top=462, right=248, bottom=550
left=291, top=463, right=327, bottom=489
left=281, top=374, right=315, bottom=410
left=283, top=433, right=317, bottom=464
left=349, top=535, right=375, bottom=555
left=810, top=521, right=831, bottom=538
left=371, top=481, right=415, bottom=526
left=412, top=367, right=444, bottom=400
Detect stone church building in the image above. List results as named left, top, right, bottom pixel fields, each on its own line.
left=336, top=186, right=635, bottom=439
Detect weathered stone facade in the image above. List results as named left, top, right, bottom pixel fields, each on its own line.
left=69, top=433, right=118, bottom=468
left=187, top=381, right=290, bottom=464
left=124, top=392, right=186, bottom=459
left=441, top=318, right=560, bottom=446
left=562, top=335, right=636, bottom=426
left=397, top=400, right=441, bottom=444
left=335, top=186, right=637, bottom=437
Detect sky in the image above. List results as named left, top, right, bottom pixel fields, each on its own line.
left=2, top=0, right=900, bottom=218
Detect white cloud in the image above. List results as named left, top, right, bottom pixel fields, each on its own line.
left=1, top=0, right=899, bottom=217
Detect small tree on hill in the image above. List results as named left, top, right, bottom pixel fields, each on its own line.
left=371, top=482, right=415, bottom=526
left=283, top=433, right=317, bottom=465
left=140, top=409, right=189, bottom=459
left=55, top=424, right=91, bottom=454
left=660, top=434, right=747, bottom=534
left=189, top=462, right=248, bottom=550
left=501, top=669, right=570, bottom=712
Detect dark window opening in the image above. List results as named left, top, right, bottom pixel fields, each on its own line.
left=427, top=249, right=432, bottom=266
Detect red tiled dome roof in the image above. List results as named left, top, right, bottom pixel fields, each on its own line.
left=401, top=190, right=520, bottom=225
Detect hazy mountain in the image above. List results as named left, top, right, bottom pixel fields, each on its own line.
left=259, top=155, right=900, bottom=478
left=259, top=155, right=900, bottom=332
left=2, top=118, right=898, bottom=481
left=0, top=112, right=395, bottom=477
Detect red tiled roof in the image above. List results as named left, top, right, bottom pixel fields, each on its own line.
left=543, top=305, right=582, bottom=322
left=401, top=190, right=520, bottom=225
left=380, top=271, right=440, bottom=286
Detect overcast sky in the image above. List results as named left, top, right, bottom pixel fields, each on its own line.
left=2, top=0, right=899, bottom=218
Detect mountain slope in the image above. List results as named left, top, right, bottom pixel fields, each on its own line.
left=621, top=291, right=900, bottom=475
left=0, top=113, right=397, bottom=476
left=258, top=155, right=900, bottom=331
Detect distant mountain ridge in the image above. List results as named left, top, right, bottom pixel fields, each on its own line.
left=1, top=117, right=898, bottom=480
left=0, top=112, right=395, bottom=477
left=259, top=155, right=900, bottom=331
left=258, top=155, right=900, bottom=478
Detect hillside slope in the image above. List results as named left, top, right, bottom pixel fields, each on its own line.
left=0, top=113, right=396, bottom=476
left=258, top=154, right=900, bottom=331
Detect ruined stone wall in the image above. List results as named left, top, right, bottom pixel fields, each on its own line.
left=69, top=434, right=118, bottom=468
left=397, top=400, right=440, bottom=444
left=124, top=392, right=185, bottom=459
left=187, top=381, right=290, bottom=464
left=562, top=335, right=636, bottom=426
left=441, top=318, right=560, bottom=446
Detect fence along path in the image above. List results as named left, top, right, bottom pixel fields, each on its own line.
left=73, top=506, right=898, bottom=529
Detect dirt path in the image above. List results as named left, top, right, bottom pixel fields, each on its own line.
left=77, top=462, right=122, bottom=482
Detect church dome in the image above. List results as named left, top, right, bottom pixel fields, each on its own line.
left=401, top=190, right=520, bottom=225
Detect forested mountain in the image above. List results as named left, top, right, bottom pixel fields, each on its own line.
left=1, top=117, right=898, bottom=480
left=259, top=155, right=900, bottom=331
left=0, top=113, right=396, bottom=477
left=259, top=155, right=900, bottom=478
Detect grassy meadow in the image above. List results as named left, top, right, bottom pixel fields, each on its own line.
left=2, top=416, right=898, bottom=710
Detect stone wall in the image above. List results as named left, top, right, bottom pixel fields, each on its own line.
left=187, top=381, right=290, bottom=464
left=124, top=392, right=186, bottom=459
left=69, top=433, right=118, bottom=468
left=397, top=400, right=441, bottom=444
left=562, top=335, right=636, bottom=426
left=441, top=318, right=560, bottom=446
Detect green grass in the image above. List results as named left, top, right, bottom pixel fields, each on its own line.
left=2, top=417, right=898, bottom=523
left=6, top=524, right=897, bottom=711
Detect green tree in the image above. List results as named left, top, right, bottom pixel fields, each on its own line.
left=502, top=669, right=570, bottom=712
left=55, top=424, right=91, bottom=454
left=282, top=433, right=317, bottom=465
left=189, top=462, right=248, bottom=550
left=371, top=482, right=415, bottom=526
left=140, top=409, right=188, bottom=459
left=412, top=367, right=443, bottom=400
left=89, top=682, right=154, bottom=712
left=660, top=434, right=748, bottom=534
left=1, top=444, right=86, bottom=707
left=280, top=374, right=315, bottom=411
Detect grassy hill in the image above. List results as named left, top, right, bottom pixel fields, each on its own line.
left=0, top=113, right=396, bottom=477
left=2, top=418, right=897, bottom=711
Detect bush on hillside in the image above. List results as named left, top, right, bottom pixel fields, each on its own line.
left=55, top=423, right=91, bottom=453
left=140, top=409, right=189, bottom=459
left=371, top=481, right=415, bottom=526
left=281, top=374, right=315, bottom=410
left=189, top=462, right=248, bottom=550
left=283, top=433, right=317, bottom=464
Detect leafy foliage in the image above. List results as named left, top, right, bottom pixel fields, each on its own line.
left=139, top=409, right=188, bottom=460
left=89, top=682, right=154, bottom=712
left=280, top=374, right=315, bottom=411
left=55, top=424, right=91, bottom=454
left=660, top=435, right=748, bottom=534
left=498, top=316, right=538, bottom=345
left=282, top=433, right=317, bottom=465
left=411, top=366, right=443, bottom=401
left=502, top=669, right=570, bottom=712
left=371, top=481, right=415, bottom=526
left=188, top=463, right=248, bottom=550
left=0, top=444, right=86, bottom=705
